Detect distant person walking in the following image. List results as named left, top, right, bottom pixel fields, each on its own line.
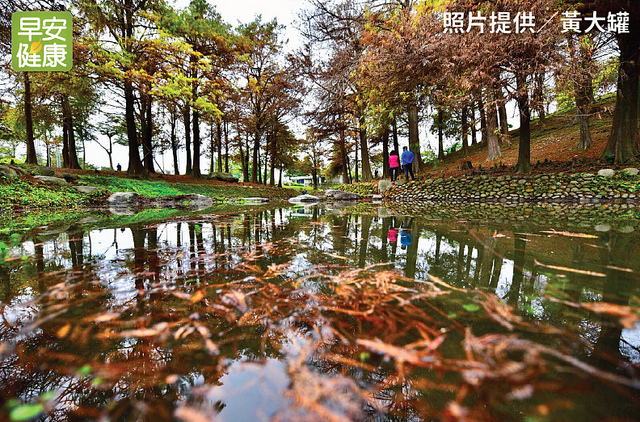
left=116, top=163, right=121, bottom=171
left=401, top=146, right=416, bottom=181
left=389, top=150, right=400, bottom=182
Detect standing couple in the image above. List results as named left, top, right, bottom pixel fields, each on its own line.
left=389, top=146, right=416, bottom=182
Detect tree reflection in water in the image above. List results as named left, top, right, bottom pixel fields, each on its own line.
left=0, top=204, right=639, bottom=421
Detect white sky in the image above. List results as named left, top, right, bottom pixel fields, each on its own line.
left=209, top=0, right=301, bottom=33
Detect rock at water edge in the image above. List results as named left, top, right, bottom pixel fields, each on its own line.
left=209, top=172, right=239, bottom=183
left=74, top=186, right=101, bottom=194
left=34, top=167, right=55, bottom=176
left=378, top=180, right=392, bottom=194
left=597, top=169, right=615, bottom=177
left=182, top=194, right=214, bottom=210
left=289, top=194, right=320, bottom=203
left=33, top=175, right=68, bottom=186
left=108, top=192, right=139, bottom=206
left=0, top=165, right=18, bottom=180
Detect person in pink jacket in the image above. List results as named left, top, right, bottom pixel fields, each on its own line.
left=389, top=150, right=400, bottom=182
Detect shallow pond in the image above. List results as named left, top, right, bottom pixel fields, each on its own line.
left=1, top=203, right=639, bottom=421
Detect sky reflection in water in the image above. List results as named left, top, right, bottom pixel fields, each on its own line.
left=1, top=203, right=639, bottom=421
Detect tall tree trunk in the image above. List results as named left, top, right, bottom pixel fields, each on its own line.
left=263, top=143, right=269, bottom=185
left=312, top=167, right=318, bottom=190
left=257, top=151, right=262, bottom=184
left=576, top=97, right=593, bottom=149
left=438, top=108, right=445, bottom=160
left=340, top=129, right=349, bottom=183
left=534, top=72, right=546, bottom=120
left=572, top=35, right=594, bottom=150
left=63, top=96, right=81, bottom=169
left=61, top=95, right=77, bottom=168
left=382, top=125, right=390, bottom=177
left=269, top=151, right=276, bottom=186
left=496, top=83, right=510, bottom=145
left=209, top=121, right=215, bottom=174
left=81, top=133, right=86, bottom=168
left=143, top=92, right=155, bottom=173
left=479, top=95, right=487, bottom=146
left=46, top=141, right=51, bottom=167
left=407, top=101, right=422, bottom=172
left=240, top=142, right=248, bottom=182
left=125, top=80, right=144, bottom=174
left=354, top=137, right=359, bottom=183
left=252, top=130, right=260, bottom=183
left=269, top=130, right=276, bottom=186
left=140, top=97, right=147, bottom=167
left=392, top=115, right=400, bottom=154
left=217, top=119, right=223, bottom=172
left=224, top=121, right=229, bottom=173
left=183, top=105, right=192, bottom=175
left=486, top=89, right=502, bottom=161
left=106, top=141, right=113, bottom=171
left=602, top=32, right=639, bottom=163
left=358, top=113, right=373, bottom=182
left=171, top=114, right=179, bottom=175
left=461, top=106, right=469, bottom=156
left=470, top=103, right=477, bottom=145
left=62, top=121, right=70, bottom=168
left=123, top=0, right=142, bottom=174
left=244, top=141, right=250, bottom=182
left=515, top=72, right=532, bottom=174
left=190, top=58, right=201, bottom=178
left=192, top=106, right=201, bottom=178
left=24, top=72, right=38, bottom=165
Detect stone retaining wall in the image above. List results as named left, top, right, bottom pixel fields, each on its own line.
left=383, top=171, right=640, bottom=204
left=380, top=201, right=640, bottom=232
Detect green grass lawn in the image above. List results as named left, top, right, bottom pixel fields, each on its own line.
left=77, top=175, right=296, bottom=200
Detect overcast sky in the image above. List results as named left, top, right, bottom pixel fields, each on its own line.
left=209, top=0, right=301, bottom=29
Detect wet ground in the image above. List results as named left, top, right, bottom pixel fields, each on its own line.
left=1, top=203, right=639, bottom=421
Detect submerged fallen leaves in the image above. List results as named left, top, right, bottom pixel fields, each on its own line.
left=548, top=296, right=640, bottom=329
left=540, top=229, right=599, bottom=239
left=534, top=258, right=607, bottom=277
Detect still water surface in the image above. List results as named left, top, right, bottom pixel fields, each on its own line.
left=1, top=203, right=639, bottom=421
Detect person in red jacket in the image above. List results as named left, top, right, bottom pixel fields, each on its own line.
left=389, top=150, right=400, bottom=182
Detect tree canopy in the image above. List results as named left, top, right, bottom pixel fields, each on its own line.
left=0, top=0, right=637, bottom=180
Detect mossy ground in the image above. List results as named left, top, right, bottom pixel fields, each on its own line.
left=0, top=171, right=297, bottom=217
left=0, top=177, right=107, bottom=213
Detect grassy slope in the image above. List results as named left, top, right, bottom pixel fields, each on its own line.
left=0, top=170, right=297, bottom=215
left=0, top=177, right=106, bottom=212
left=76, top=174, right=296, bottom=200
left=424, top=94, right=617, bottom=178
